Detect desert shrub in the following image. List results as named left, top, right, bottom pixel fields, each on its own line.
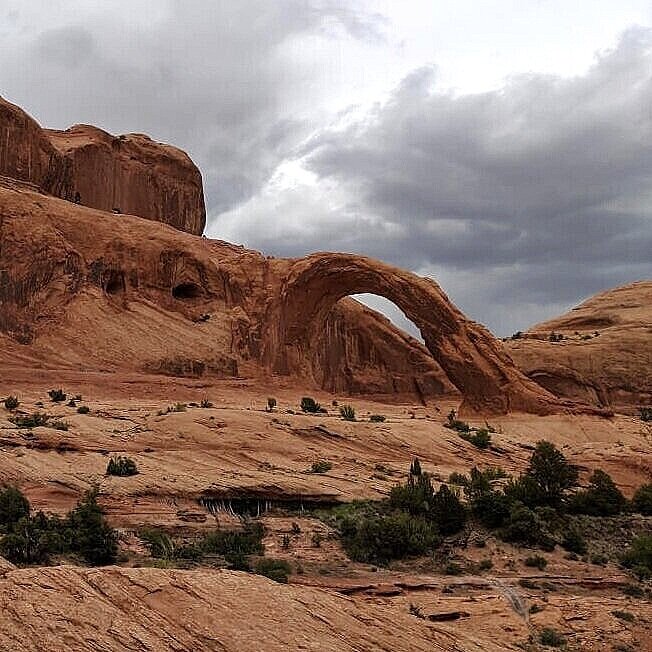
left=430, top=484, right=467, bottom=535
left=539, top=627, right=566, bottom=647
left=77, top=405, right=90, bottom=414
left=310, top=460, right=332, bottom=474
left=524, top=554, right=548, bottom=570
left=369, top=414, right=386, bottom=422
left=639, top=407, right=652, bottom=422
left=474, top=490, right=512, bottom=529
left=460, top=427, right=492, bottom=449
left=66, top=488, right=118, bottom=565
left=0, top=512, right=64, bottom=565
left=50, top=420, right=69, bottom=431
left=266, top=397, right=276, bottom=411
left=106, top=455, right=138, bottom=477
left=48, top=389, right=66, bottom=402
left=499, top=503, right=555, bottom=550
left=200, top=398, right=214, bottom=408
left=560, top=527, right=587, bottom=555
left=254, top=557, right=291, bottom=583
left=444, top=561, right=463, bottom=575
left=300, top=397, right=322, bottom=413
left=3, top=396, right=19, bottom=410
left=200, top=523, right=265, bottom=559
left=590, top=553, right=608, bottom=566
left=568, top=469, right=627, bottom=516
left=311, top=532, right=323, bottom=548
left=291, top=522, right=301, bottom=535
left=0, top=486, right=30, bottom=532
left=389, top=467, right=434, bottom=516
left=340, top=511, right=440, bottom=565
left=140, top=528, right=176, bottom=558
left=631, top=483, right=652, bottom=515
left=612, top=610, right=635, bottom=622
left=444, top=409, right=470, bottom=433
left=620, top=535, right=652, bottom=579
left=339, top=405, right=355, bottom=421
left=10, top=412, right=49, bottom=428
left=478, top=558, right=493, bottom=571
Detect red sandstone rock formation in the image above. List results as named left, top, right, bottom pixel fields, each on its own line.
left=0, top=186, right=558, bottom=415
left=506, top=281, right=652, bottom=411
left=0, top=95, right=205, bottom=235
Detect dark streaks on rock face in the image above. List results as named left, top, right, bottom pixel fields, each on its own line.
left=0, top=96, right=205, bottom=235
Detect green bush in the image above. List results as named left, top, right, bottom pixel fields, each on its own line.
left=66, top=488, right=118, bottom=565
left=300, top=397, right=323, bottom=413
left=568, top=469, right=626, bottom=516
left=632, top=483, right=652, bottom=515
left=339, top=511, right=440, bottom=565
left=524, top=554, right=548, bottom=570
left=48, top=389, right=66, bottom=403
left=389, top=468, right=434, bottom=516
left=200, top=398, right=214, bottom=409
left=621, top=535, right=652, bottom=578
left=539, top=627, right=566, bottom=647
left=106, top=456, right=138, bottom=477
left=77, top=405, right=90, bottom=414
left=200, top=523, right=265, bottom=559
left=339, top=405, right=355, bottom=421
left=499, top=503, right=555, bottom=550
left=140, top=528, right=176, bottom=558
left=254, top=557, right=291, bottom=583
left=50, top=420, right=69, bottom=431
left=611, top=610, right=635, bottom=622
left=639, top=407, right=652, bottom=422
left=369, top=414, right=386, bottom=422
left=561, top=527, right=587, bottom=555
left=310, top=460, right=333, bottom=474
left=266, top=397, right=276, bottom=411
left=10, top=412, right=49, bottom=428
left=0, top=488, right=117, bottom=566
left=461, top=427, right=492, bottom=449
left=430, top=485, right=467, bottom=535
left=0, top=486, right=30, bottom=532
left=3, top=396, right=19, bottom=410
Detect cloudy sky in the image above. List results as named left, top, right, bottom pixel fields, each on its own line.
left=2, top=1, right=651, bottom=336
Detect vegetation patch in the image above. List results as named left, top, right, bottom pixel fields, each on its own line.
left=106, top=455, right=138, bottom=477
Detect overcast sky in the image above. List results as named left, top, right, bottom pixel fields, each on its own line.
left=2, top=1, right=651, bottom=336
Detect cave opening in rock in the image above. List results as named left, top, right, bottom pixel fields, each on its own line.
left=172, top=282, right=202, bottom=300
left=104, top=271, right=126, bottom=295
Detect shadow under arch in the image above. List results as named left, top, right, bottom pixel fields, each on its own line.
left=269, top=252, right=557, bottom=415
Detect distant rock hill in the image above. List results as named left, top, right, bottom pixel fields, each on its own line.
left=0, top=95, right=205, bottom=235
left=506, top=281, right=652, bottom=411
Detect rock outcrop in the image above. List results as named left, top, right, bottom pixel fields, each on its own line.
left=0, top=565, right=500, bottom=652
left=507, top=281, right=652, bottom=410
left=0, top=95, right=205, bottom=235
left=0, top=186, right=558, bottom=414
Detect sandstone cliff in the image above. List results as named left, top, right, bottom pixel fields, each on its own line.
left=0, top=95, right=205, bottom=235
left=507, top=281, right=652, bottom=411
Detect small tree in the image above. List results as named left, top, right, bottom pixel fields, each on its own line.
left=632, top=483, right=652, bottom=516
left=568, top=469, right=626, bottom=516
left=525, top=441, right=578, bottom=508
left=0, top=486, right=30, bottom=532
left=430, top=484, right=467, bottom=535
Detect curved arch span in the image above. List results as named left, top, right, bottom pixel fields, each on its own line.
left=268, top=253, right=558, bottom=415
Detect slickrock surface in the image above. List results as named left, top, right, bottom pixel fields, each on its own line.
left=0, top=565, right=499, bottom=652
left=507, top=281, right=652, bottom=410
left=0, top=95, right=205, bottom=235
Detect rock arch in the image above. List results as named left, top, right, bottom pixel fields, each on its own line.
left=269, top=253, right=558, bottom=415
